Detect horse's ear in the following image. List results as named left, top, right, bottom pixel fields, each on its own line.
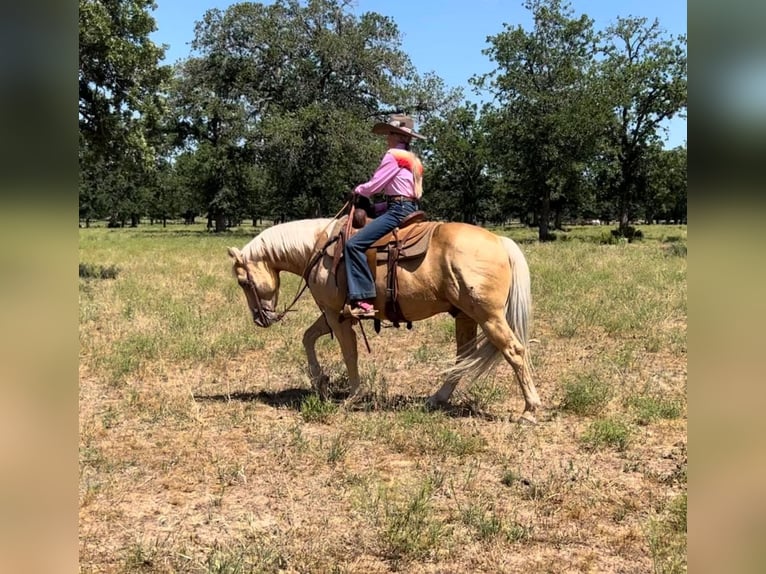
left=227, top=247, right=245, bottom=265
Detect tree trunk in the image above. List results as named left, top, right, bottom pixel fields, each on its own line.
left=617, top=150, right=637, bottom=235
left=617, top=183, right=630, bottom=235
left=215, top=211, right=226, bottom=232
left=539, top=188, right=553, bottom=241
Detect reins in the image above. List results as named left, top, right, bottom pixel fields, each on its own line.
left=242, top=208, right=350, bottom=325
left=272, top=237, right=336, bottom=321
left=240, top=204, right=374, bottom=353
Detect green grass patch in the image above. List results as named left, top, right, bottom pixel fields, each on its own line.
left=647, top=492, right=687, bottom=574
left=459, top=497, right=532, bottom=543
left=201, top=539, right=287, bottom=574
left=464, top=377, right=507, bottom=413
left=299, top=394, right=337, bottom=423
left=581, top=417, right=631, bottom=451
left=374, top=478, right=445, bottom=563
left=560, top=373, right=612, bottom=416
left=627, top=394, right=683, bottom=425
left=460, top=502, right=504, bottom=541
left=321, top=433, right=349, bottom=465
left=101, top=332, right=160, bottom=384
left=393, top=408, right=485, bottom=456
left=527, top=238, right=686, bottom=342
left=664, top=242, right=687, bottom=257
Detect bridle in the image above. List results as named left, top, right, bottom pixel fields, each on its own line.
left=242, top=262, right=277, bottom=327
left=236, top=209, right=374, bottom=350
left=239, top=243, right=330, bottom=327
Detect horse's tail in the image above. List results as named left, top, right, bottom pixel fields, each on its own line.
left=501, top=236, right=532, bottom=350
left=443, top=236, right=533, bottom=383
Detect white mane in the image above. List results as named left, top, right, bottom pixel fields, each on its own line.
left=242, top=218, right=335, bottom=271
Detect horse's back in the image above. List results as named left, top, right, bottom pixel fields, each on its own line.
left=432, top=222, right=505, bottom=256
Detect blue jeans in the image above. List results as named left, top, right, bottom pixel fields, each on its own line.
left=344, top=200, right=419, bottom=301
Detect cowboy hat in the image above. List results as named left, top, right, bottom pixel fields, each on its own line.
left=371, top=114, right=426, bottom=140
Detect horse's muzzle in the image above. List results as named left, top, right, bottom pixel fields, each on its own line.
left=252, top=308, right=279, bottom=328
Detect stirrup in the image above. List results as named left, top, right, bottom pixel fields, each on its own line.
left=342, top=303, right=377, bottom=319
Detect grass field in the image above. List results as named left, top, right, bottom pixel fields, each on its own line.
left=79, top=221, right=686, bottom=573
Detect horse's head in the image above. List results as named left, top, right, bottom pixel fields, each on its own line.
left=228, top=247, right=281, bottom=328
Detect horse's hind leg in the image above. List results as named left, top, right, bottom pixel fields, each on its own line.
left=428, top=314, right=477, bottom=407
left=303, top=313, right=332, bottom=397
left=481, top=316, right=541, bottom=423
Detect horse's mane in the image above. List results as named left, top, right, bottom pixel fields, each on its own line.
left=242, top=218, right=334, bottom=264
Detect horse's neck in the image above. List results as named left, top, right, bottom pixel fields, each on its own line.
left=270, top=248, right=311, bottom=276
left=248, top=219, right=332, bottom=276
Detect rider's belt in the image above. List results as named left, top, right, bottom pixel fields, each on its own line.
left=386, top=195, right=419, bottom=205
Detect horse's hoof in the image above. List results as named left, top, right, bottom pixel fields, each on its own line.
left=312, top=374, right=330, bottom=398
left=425, top=396, right=446, bottom=411
left=517, top=412, right=537, bottom=425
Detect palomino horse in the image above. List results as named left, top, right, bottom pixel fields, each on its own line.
left=228, top=218, right=541, bottom=422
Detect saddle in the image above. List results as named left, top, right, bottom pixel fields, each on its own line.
left=326, top=212, right=440, bottom=327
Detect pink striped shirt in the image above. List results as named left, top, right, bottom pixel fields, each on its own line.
left=354, top=148, right=416, bottom=199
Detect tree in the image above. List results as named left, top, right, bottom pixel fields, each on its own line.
left=421, top=104, right=491, bottom=224
left=170, top=0, right=457, bottom=224
left=643, top=144, right=687, bottom=224
left=258, top=105, right=380, bottom=219
left=598, top=17, right=687, bottom=235
left=474, top=0, right=605, bottom=240
left=171, top=1, right=378, bottom=224
left=79, top=0, right=170, bottom=223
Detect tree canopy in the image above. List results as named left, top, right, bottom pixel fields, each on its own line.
left=79, top=0, right=171, bottom=226
left=79, top=0, right=686, bottom=233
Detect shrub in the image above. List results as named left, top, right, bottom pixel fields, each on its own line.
left=664, top=242, right=687, bottom=257
left=611, top=226, right=644, bottom=242
left=79, top=262, right=120, bottom=279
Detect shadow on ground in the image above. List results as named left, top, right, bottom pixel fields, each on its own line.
left=193, top=388, right=503, bottom=421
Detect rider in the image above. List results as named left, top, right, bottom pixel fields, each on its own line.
left=344, top=114, right=425, bottom=318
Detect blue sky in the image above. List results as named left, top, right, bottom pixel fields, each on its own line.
left=150, top=0, right=687, bottom=148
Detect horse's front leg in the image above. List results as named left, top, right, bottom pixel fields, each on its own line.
left=325, top=314, right=363, bottom=405
left=428, top=314, right=478, bottom=408
left=302, top=313, right=333, bottom=398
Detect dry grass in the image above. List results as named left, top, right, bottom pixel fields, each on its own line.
left=79, top=222, right=686, bottom=573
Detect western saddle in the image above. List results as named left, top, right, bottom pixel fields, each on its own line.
left=326, top=205, right=440, bottom=328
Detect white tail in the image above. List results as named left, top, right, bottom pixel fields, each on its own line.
left=501, top=236, right=532, bottom=349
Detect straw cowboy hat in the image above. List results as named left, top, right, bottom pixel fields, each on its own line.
left=371, top=114, right=426, bottom=140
